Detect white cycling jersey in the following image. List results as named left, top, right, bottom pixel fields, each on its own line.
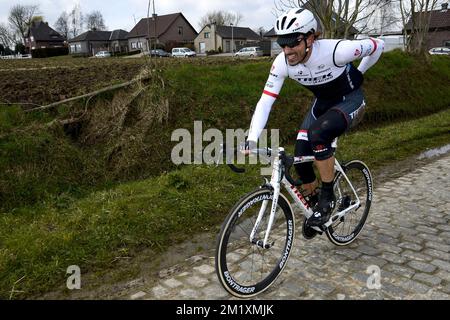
left=248, top=38, right=384, bottom=142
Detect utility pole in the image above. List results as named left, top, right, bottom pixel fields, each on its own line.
left=231, top=23, right=234, bottom=53
left=153, top=0, right=157, bottom=51
left=147, top=0, right=151, bottom=56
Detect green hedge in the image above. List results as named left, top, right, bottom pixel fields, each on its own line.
left=31, top=47, right=69, bottom=58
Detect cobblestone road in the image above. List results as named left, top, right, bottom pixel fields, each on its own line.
left=129, top=154, right=450, bottom=300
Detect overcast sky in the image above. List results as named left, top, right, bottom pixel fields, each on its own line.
left=0, top=0, right=281, bottom=33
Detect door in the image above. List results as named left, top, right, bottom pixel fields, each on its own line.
left=225, top=41, right=230, bottom=53
left=199, top=42, right=206, bottom=53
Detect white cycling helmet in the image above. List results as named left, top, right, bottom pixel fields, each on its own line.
left=275, top=8, right=318, bottom=36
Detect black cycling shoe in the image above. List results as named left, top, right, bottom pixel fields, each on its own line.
left=307, top=193, right=336, bottom=227
left=302, top=217, right=319, bottom=239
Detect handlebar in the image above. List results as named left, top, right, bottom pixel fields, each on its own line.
left=221, top=144, right=272, bottom=174
left=221, top=144, right=302, bottom=186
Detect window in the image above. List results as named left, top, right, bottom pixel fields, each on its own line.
left=137, top=41, right=142, bottom=49
left=204, top=32, right=210, bottom=39
left=70, top=45, right=75, bottom=52
left=178, top=27, right=183, bottom=35
left=30, top=36, right=34, bottom=42
left=444, top=41, right=450, bottom=47
left=131, top=42, right=137, bottom=49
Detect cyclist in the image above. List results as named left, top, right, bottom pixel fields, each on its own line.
left=243, top=8, right=384, bottom=228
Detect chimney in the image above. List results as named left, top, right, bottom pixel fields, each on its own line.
left=442, top=3, right=448, bottom=11
left=152, top=13, right=157, bottom=20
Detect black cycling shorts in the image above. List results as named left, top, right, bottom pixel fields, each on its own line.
left=294, top=88, right=366, bottom=183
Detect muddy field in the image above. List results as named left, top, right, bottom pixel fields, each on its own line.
left=0, top=57, right=149, bottom=106
left=0, top=56, right=259, bottom=107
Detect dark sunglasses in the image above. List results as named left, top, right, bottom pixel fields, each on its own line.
left=277, top=37, right=305, bottom=49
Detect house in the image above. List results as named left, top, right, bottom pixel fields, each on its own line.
left=405, top=2, right=450, bottom=49
left=127, top=12, right=198, bottom=52
left=68, top=29, right=129, bottom=56
left=194, top=24, right=261, bottom=53
left=109, top=29, right=130, bottom=53
left=25, top=21, right=66, bottom=52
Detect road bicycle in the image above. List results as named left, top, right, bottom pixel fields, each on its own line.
left=215, top=146, right=373, bottom=298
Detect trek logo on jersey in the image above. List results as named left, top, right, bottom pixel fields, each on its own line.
left=354, top=49, right=361, bottom=56
left=296, top=72, right=333, bottom=84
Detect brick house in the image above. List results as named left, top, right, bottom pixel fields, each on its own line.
left=405, top=3, right=450, bottom=49
left=194, top=24, right=261, bottom=53
left=68, top=29, right=129, bottom=56
left=127, top=12, right=198, bottom=52
left=25, top=21, right=66, bottom=52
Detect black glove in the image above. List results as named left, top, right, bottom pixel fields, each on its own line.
left=240, top=140, right=257, bottom=153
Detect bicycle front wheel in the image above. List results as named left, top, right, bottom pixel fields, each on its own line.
left=215, top=188, right=295, bottom=298
left=326, top=160, right=373, bottom=246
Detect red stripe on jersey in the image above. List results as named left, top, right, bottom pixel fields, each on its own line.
left=263, top=90, right=278, bottom=98
left=298, top=129, right=308, bottom=133
left=370, top=38, right=378, bottom=55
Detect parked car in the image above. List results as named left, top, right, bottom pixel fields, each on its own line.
left=171, top=47, right=196, bottom=58
left=149, top=49, right=171, bottom=57
left=235, top=46, right=263, bottom=57
left=428, top=47, right=450, bottom=55
left=95, top=51, right=111, bottom=58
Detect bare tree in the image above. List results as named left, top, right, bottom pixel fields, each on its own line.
left=69, top=4, right=84, bottom=38
left=274, top=0, right=388, bottom=38
left=8, top=4, right=39, bottom=44
left=0, top=22, right=16, bottom=48
left=358, top=0, right=404, bottom=36
left=400, top=0, right=439, bottom=54
left=254, top=26, right=267, bottom=37
left=198, top=10, right=243, bottom=29
left=31, top=16, right=44, bottom=24
left=378, top=0, right=401, bottom=35
left=55, top=12, right=70, bottom=39
left=85, top=10, right=106, bottom=31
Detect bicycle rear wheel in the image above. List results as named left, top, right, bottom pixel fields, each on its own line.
left=215, top=188, right=295, bottom=298
left=326, top=160, right=373, bottom=246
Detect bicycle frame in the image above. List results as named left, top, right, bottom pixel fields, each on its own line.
left=251, top=147, right=362, bottom=248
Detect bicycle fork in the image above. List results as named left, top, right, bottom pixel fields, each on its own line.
left=249, top=154, right=282, bottom=249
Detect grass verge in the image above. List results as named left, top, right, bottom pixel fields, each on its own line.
left=1, top=108, right=449, bottom=299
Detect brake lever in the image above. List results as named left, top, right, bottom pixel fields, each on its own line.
left=221, top=143, right=246, bottom=173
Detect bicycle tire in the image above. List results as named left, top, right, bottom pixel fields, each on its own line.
left=215, top=187, right=295, bottom=298
left=326, top=160, right=373, bottom=246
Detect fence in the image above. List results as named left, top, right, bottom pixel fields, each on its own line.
left=0, top=54, right=32, bottom=60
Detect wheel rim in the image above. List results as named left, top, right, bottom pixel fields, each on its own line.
left=216, top=191, right=294, bottom=295
left=328, top=162, right=371, bottom=243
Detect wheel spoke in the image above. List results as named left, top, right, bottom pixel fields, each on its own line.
left=217, top=190, right=293, bottom=295
left=328, top=162, right=371, bottom=245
